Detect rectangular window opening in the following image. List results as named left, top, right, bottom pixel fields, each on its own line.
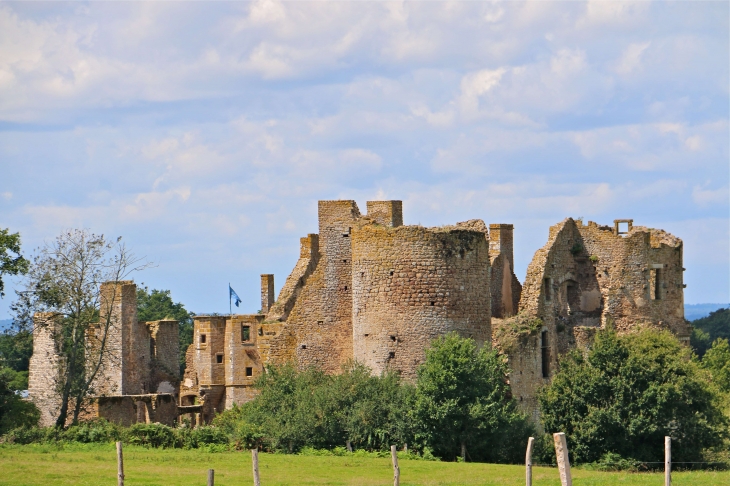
left=541, top=331, right=549, bottom=378
left=388, top=351, right=395, bottom=360
left=245, top=367, right=253, bottom=377
left=651, top=268, right=663, bottom=300
left=200, top=334, right=207, bottom=344
left=216, top=354, right=223, bottom=364
left=241, top=325, right=251, bottom=342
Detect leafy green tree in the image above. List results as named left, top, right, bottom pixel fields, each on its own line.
left=0, top=366, right=39, bottom=434
left=12, top=230, right=150, bottom=427
left=702, top=338, right=730, bottom=393
left=0, top=328, right=32, bottom=372
left=0, top=229, right=30, bottom=299
left=136, top=287, right=194, bottom=374
left=413, top=332, right=530, bottom=462
left=540, top=329, right=727, bottom=464
left=691, top=308, right=730, bottom=358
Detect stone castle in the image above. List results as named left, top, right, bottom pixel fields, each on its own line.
left=29, top=199, right=691, bottom=426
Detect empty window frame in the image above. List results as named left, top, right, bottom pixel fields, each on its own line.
left=541, top=331, right=550, bottom=378
left=650, top=268, right=663, bottom=300
left=245, top=367, right=253, bottom=377
left=241, top=325, right=251, bottom=342
left=216, top=353, right=223, bottom=364
left=200, top=334, right=207, bottom=344
left=544, top=278, right=552, bottom=301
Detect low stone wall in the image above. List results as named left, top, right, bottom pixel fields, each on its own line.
left=95, top=393, right=178, bottom=426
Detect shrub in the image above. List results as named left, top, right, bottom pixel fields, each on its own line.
left=61, top=419, right=122, bottom=443
left=540, top=329, right=727, bottom=465
left=125, top=423, right=177, bottom=448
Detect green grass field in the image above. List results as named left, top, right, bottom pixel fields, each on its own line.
left=0, top=444, right=727, bottom=486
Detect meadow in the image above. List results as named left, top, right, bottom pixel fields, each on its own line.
left=0, top=444, right=728, bottom=486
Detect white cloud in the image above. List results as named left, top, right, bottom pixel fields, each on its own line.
left=693, top=185, right=729, bottom=207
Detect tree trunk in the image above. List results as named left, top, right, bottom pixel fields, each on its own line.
left=461, top=441, right=466, bottom=462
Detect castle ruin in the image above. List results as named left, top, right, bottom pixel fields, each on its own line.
left=28, top=199, right=690, bottom=427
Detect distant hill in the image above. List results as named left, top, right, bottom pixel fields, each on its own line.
left=685, top=304, right=730, bottom=321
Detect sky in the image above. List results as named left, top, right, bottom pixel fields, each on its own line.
left=0, top=0, right=728, bottom=318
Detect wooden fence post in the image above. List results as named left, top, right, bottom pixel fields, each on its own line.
left=553, top=432, right=572, bottom=486
left=207, top=469, right=214, bottom=486
left=116, top=441, right=124, bottom=486
left=525, top=436, right=535, bottom=486
left=252, top=448, right=261, bottom=486
left=391, top=444, right=400, bottom=486
left=665, top=436, right=671, bottom=486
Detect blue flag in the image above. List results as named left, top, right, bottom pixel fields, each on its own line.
left=229, top=284, right=242, bottom=307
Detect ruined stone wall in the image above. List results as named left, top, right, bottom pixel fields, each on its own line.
left=352, top=224, right=492, bottom=380
left=506, top=218, right=689, bottom=419
left=266, top=234, right=319, bottom=322
left=223, top=314, right=265, bottom=408
left=192, top=316, right=227, bottom=386
left=28, top=313, right=64, bottom=427
left=92, top=281, right=143, bottom=395
left=260, top=275, right=275, bottom=313
left=147, top=320, right=179, bottom=394
left=488, top=224, right=522, bottom=318
left=366, top=200, right=403, bottom=227
left=96, top=394, right=177, bottom=427
left=266, top=201, right=361, bottom=373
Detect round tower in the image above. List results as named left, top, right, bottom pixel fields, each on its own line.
left=351, top=224, right=491, bottom=380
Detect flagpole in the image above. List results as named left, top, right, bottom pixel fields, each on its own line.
left=229, top=282, right=232, bottom=317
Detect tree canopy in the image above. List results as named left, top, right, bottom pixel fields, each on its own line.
left=691, top=308, right=730, bottom=358
left=0, top=228, right=29, bottom=298
left=413, top=332, right=531, bottom=463
left=540, top=329, right=727, bottom=464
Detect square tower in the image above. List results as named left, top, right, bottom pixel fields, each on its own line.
left=366, top=200, right=403, bottom=228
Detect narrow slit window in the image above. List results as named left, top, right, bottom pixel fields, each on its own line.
left=200, top=334, right=207, bottom=344
left=241, top=325, right=251, bottom=342
left=245, top=367, right=253, bottom=377
left=651, top=268, right=663, bottom=300
left=216, top=354, right=223, bottom=364
left=544, top=278, right=552, bottom=301
left=541, top=331, right=549, bottom=378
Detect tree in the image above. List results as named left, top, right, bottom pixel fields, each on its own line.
left=136, top=287, right=194, bottom=375
left=413, top=332, right=530, bottom=462
left=0, top=367, right=39, bottom=435
left=0, top=228, right=29, bottom=298
left=702, top=338, right=730, bottom=393
left=539, top=329, right=727, bottom=464
left=12, top=229, right=150, bottom=427
left=691, top=308, right=730, bottom=358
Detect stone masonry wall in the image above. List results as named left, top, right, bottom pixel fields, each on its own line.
left=28, top=313, right=64, bottom=427
left=489, top=224, right=522, bottom=318
left=223, top=314, right=265, bottom=408
left=351, top=223, right=492, bottom=380
left=147, top=320, right=179, bottom=394
left=266, top=201, right=361, bottom=373
left=504, top=218, right=690, bottom=420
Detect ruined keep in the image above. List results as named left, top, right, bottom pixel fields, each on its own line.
left=494, top=218, right=691, bottom=422
left=28, top=281, right=179, bottom=427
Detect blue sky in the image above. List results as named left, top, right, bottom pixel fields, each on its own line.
left=0, top=1, right=728, bottom=317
